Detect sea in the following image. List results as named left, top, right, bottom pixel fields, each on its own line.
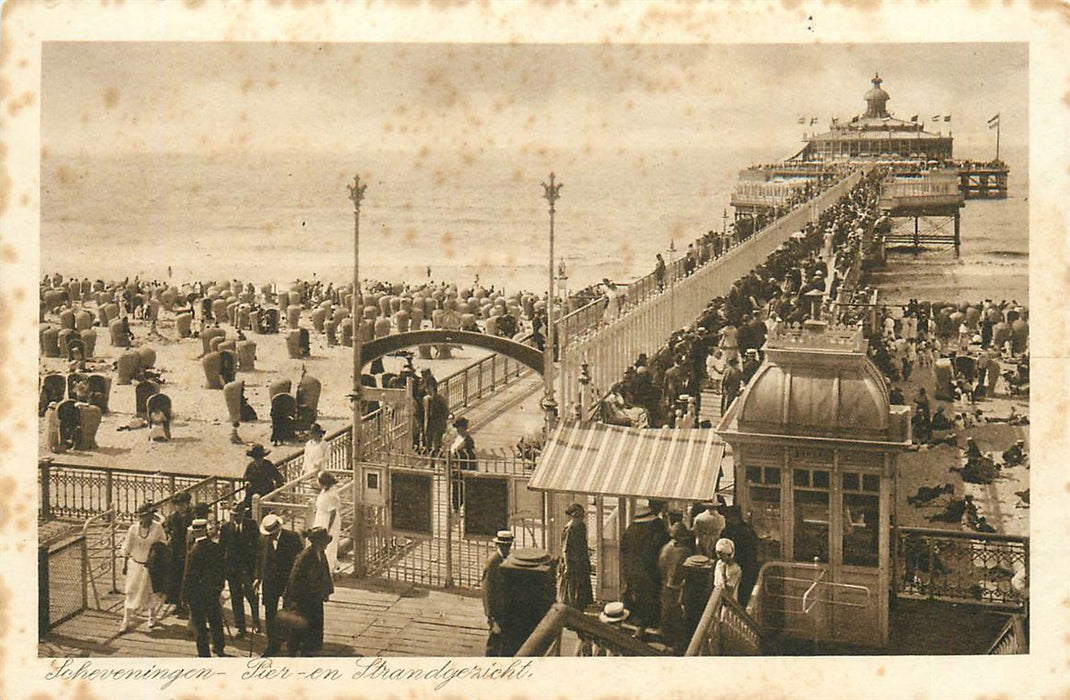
left=40, top=145, right=1028, bottom=304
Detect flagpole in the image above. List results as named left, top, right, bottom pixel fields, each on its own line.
left=996, top=119, right=1000, bottom=162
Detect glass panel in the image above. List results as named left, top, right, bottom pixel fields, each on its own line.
left=842, top=493, right=880, bottom=567
left=793, top=489, right=829, bottom=563
left=863, top=474, right=880, bottom=493
left=813, top=470, right=830, bottom=489
left=765, top=467, right=781, bottom=485
left=746, top=467, right=761, bottom=484
left=842, top=473, right=860, bottom=491
left=793, top=470, right=809, bottom=487
left=750, top=485, right=782, bottom=563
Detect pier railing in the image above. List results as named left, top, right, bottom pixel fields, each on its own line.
left=557, top=169, right=864, bottom=415
left=684, top=585, right=764, bottom=656
left=895, top=526, right=1028, bottom=610
left=517, top=602, right=667, bottom=656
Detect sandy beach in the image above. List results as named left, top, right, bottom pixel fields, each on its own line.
left=39, top=302, right=495, bottom=477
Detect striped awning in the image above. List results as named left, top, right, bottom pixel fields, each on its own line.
left=528, top=422, right=725, bottom=501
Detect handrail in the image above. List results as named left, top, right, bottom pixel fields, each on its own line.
left=81, top=509, right=116, bottom=609
left=516, top=602, right=667, bottom=657
left=898, top=525, right=1029, bottom=545
left=986, top=614, right=1028, bottom=654
left=684, top=584, right=764, bottom=656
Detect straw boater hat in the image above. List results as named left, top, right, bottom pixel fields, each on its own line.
left=599, top=602, right=630, bottom=624
left=260, top=513, right=284, bottom=536
left=493, top=530, right=514, bottom=546
left=246, top=443, right=271, bottom=458
left=190, top=518, right=209, bottom=533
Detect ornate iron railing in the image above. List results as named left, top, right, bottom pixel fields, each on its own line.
left=516, top=602, right=667, bottom=657
left=439, top=349, right=528, bottom=415
left=895, top=526, right=1028, bottom=610
left=39, top=459, right=212, bottom=523
left=684, top=585, right=764, bottom=656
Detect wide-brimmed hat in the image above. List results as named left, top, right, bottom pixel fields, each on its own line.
left=317, top=470, right=338, bottom=487
left=493, top=530, right=514, bottom=545
left=599, top=602, right=630, bottom=624
left=246, top=443, right=271, bottom=458
left=565, top=503, right=585, bottom=518
left=309, top=423, right=326, bottom=436
left=452, top=417, right=469, bottom=429
left=260, top=513, right=284, bottom=536
left=632, top=506, right=659, bottom=523
left=306, top=526, right=332, bottom=545
left=135, top=503, right=157, bottom=517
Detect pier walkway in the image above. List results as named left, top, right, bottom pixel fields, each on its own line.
left=41, top=578, right=487, bottom=658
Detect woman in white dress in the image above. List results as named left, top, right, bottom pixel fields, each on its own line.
left=313, top=470, right=342, bottom=573
left=302, top=423, right=327, bottom=475
left=120, top=503, right=168, bottom=633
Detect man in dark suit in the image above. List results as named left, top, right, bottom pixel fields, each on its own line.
left=182, top=518, right=227, bottom=657
left=219, top=499, right=260, bottom=638
left=282, top=527, right=334, bottom=656
left=620, top=505, right=669, bottom=640
left=164, top=491, right=193, bottom=618
left=255, top=513, right=303, bottom=656
left=480, top=530, right=513, bottom=656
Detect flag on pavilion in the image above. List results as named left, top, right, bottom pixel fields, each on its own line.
left=988, top=113, right=1000, bottom=129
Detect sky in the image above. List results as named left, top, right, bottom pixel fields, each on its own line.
left=42, top=42, right=1027, bottom=166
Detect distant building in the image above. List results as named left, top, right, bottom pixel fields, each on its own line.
left=794, top=73, right=953, bottom=162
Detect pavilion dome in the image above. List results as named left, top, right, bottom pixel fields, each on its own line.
left=735, top=321, right=908, bottom=442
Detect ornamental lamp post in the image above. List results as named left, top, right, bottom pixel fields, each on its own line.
left=540, top=173, right=563, bottom=432
left=347, top=174, right=367, bottom=577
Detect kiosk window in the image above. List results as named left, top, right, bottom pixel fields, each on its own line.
left=793, top=468, right=829, bottom=563
left=746, top=466, right=782, bottom=561
left=842, top=493, right=879, bottom=567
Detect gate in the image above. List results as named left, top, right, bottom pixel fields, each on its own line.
left=356, top=451, right=545, bottom=589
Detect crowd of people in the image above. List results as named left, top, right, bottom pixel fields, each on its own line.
left=601, top=167, right=887, bottom=428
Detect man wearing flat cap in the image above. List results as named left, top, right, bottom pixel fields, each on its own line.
left=255, top=514, right=303, bottom=656
left=282, top=527, right=335, bottom=656
left=243, top=443, right=284, bottom=510
left=182, top=518, right=227, bottom=657
left=481, top=530, right=513, bottom=656
left=219, top=500, right=260, bottom=638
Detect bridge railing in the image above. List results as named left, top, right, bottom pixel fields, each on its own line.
left=557, top=170, right=864, bottom=415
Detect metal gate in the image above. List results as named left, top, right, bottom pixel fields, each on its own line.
left=357, top=451, right=545, bottom=589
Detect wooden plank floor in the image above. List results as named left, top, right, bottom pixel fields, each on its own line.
left=40, top=578, right=488, bottom=658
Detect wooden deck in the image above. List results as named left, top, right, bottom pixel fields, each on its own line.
left=41, top=578, right=488, bottom=658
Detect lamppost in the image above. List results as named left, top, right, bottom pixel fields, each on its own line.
left=347, top=174, right=367, bottom=577
left=556, top=259, right=568, bottom=411
left=540, top=173, right=563, bottom=431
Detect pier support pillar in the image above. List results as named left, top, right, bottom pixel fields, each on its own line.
left=953, top=210, right=961, bottom=256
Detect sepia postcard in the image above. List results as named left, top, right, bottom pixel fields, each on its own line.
left=1, top=1, right=1068, bottom=699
